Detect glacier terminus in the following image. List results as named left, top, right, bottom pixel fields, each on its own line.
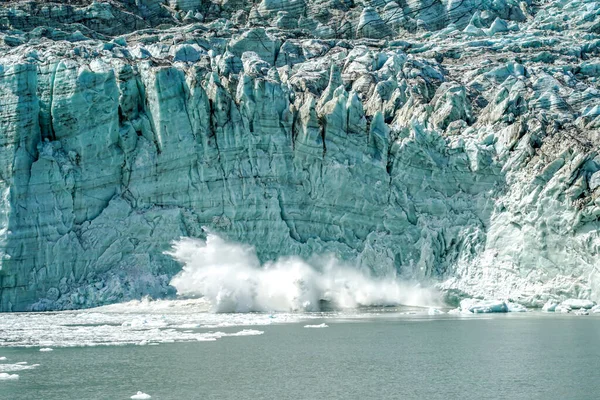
left=0, top=0, right=599, bottom=311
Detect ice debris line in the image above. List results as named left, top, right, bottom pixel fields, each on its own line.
left=0, top=0, right=600, bottom=311
left=0, top=358, right=40, bottom=381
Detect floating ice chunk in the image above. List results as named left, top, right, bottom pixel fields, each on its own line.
left=0, top=363, right=39, bottom=372
left=39, top=348, right=53, bottom=352
left=574, top=308, right=589, bottom=316
left=542, top=301, right=558, bottom=312
left=460, top=299, right=508, bottom=313
left=304, top=323, right=328, bottom=328
left=131, top=391, right=151, bottom=399
left=592, top=305, right=600, bottom=314
left=0, top=357, right=6, bottom=361
left=227, top=329, right=264, bottom=336
left=561, top=299, right=596, bottom=309
left=428, top=308, right=445, bottom=315
left=506, top=302, right=527, bottom=312
left=555, top=305, right=571, bottom=313
left=447, top=308, right=462, bottom=315
left=0, top=373, right=18, bottom=380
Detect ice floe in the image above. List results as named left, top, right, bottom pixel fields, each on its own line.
left=131, top=391, right=151, bottom=399
left=574, top=308, right=589, bottom=316
left=454, top=299, right=532, bottom=314
left=304, top=323, right=329, bottom=328
left=561, top=299, right=596, bottom=310
left=0, top=362, right=39, bottom=372
left=459, top=299, right=509, bottom=313
left=39, top=348, right=53, bottom=352
left=428, top=308, right=445, bottom=315
left=0, top=373, right=19, bottom=381
left=0, top=299, right=281, bottom=348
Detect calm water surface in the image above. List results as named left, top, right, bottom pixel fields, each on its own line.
left=2, top=313, right=600, bottom=399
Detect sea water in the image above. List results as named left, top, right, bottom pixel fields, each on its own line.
left=2, top=309, right=600, bottom=400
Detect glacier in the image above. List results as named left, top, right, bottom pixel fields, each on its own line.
left=0, top=0, right=599, bottom=311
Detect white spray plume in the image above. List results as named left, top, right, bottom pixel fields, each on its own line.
left=167, top=234, right=441, bottom=313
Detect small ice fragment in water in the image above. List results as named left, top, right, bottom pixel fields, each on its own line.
left=428, top=308, right=444, bottom=315
left=542, top=301, right=558, bottom=312
left=592, top=305, right=600, bottom=314
left=39, top=348, right=53, bottom=352
left=574, top=308, right=589, bottom=316
left=131, top=391, right=151, bottom=399
left=0, top=357, right=6, bottom=361
left=0, top=373, right=19, bottom=380
left=460, top=299, right=508, bottom=313
left=304, top=323, right=328, bottom=328
left=506, top=302, right=527, bottom=312
left=561, top=299, right=595, bottom=309
left=555, top=305, right=571, bottom=313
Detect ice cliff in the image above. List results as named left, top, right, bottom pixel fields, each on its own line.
left=0, top=0, right=599, bottom=311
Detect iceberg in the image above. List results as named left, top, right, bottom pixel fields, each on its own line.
left=555, top=305, right=572, bottom=314
left=506, top=302, right=527, bottom=312
left=428, top=308, right=445, bottom=315
left=460, top=299, right=508, bottom=314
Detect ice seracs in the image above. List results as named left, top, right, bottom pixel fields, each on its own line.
left=1, top=0, right=600, bottom=311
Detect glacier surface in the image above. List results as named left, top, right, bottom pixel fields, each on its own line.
left=0, top=0, right=599, bottom=310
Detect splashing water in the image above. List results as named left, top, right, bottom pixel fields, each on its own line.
left=167, top=234, right=441, bottom=313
